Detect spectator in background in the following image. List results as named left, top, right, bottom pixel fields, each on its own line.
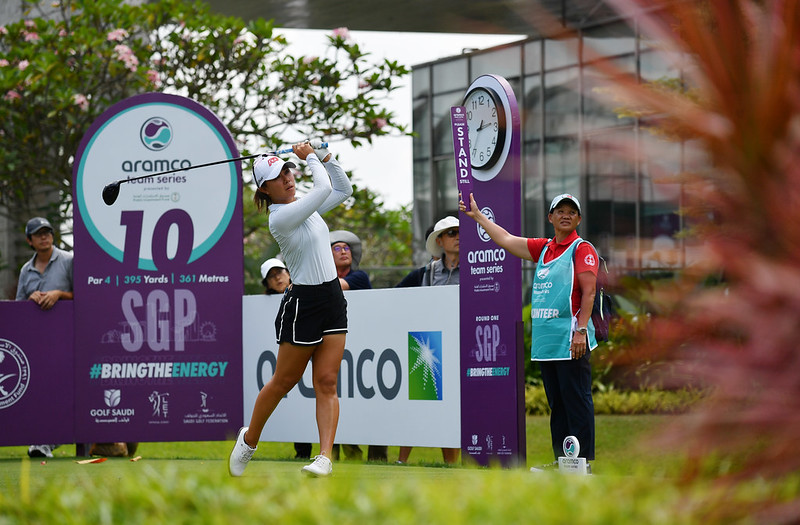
left=396, top=216, right=460, bottom=465
left=330, top=230, right=371, bottom=291
left=261, top=257, right=291, bottom=295
left=16, top=217, right=73, bottom=309
left=260, top=257, right=311, bottom=460
left=328, top=230, right=388, bottom=462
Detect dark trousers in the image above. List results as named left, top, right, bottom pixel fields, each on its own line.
left=539, top=352, right=595, bottom=461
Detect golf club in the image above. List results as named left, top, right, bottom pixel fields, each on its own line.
left=101, top=143, right=328, bottom=206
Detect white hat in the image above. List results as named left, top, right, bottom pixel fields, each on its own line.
left=329, top=230, right=363, bottom=270
left=260, top=258, right=286, bottom=280
left=252, top=155, right=296, bottom=187
left=549, top=193, right=582, bottom=215
left=425, top=216, right=459, bottom=258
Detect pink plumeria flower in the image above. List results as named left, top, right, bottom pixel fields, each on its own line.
left=302, top=55, right=317, bottom=64
left=0, top=59, right=8, bottom=67
left=114, top=44, right=139, bottom=71
left=73, top=93, right=89, bottom=111
left=374, top=118, right=387, bottom=130
left=18, top=60, right=29, bottom=71
left=146, top=69, right=161, bottom=87
left=24, top=20, right=35, bottom=28
left=332, top=27, right=351, bottom=41
left=59, top=28, right=67, bottom=37
left=107, top=28, right=129, bottom=41
left=5, top=90, right=21, bottom=101
left=0, top=26, right=8, bottom=35
left=24, top=32, right=39, bottom=42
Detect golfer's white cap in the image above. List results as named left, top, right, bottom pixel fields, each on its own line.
left=253, top=155, right=295, bottom=187
left=549, top=193, right=581, bottom=215
left=260, top=258, right=286, bottom=280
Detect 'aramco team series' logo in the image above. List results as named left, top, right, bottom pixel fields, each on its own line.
left=0, top=338, right=31, bottom=410
left=476, top=206, right=495, bottom=242
left=408, top=331, right=443, bottom=401
left=140, top=117, right=173, bottom=151
left=563, top=435, right=580, bottom=458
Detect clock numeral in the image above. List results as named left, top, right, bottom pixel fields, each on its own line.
left=491, top=107, right=497, bottom=117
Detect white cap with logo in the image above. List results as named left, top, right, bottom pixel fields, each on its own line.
left=252, top=155, right=296, bottom=187
left=549, top=193, right=582, bottom=215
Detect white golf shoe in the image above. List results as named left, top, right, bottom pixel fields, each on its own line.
left=302, top=454, right=332, bottom=477
left=228, top=427, right=256, bottom=477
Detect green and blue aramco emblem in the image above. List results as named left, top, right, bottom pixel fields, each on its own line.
left=408, top=331, right=443, bottom=401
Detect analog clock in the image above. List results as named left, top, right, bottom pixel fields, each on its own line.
left=463, top=86, right=507, bottom=170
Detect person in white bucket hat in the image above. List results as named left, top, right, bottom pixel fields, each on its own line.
left=230, top=141, right=353, bottom=478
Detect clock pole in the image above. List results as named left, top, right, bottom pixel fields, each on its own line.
left=457, top=75, right=525, bottom=467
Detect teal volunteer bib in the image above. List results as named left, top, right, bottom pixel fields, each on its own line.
left=530, top=239, right=598, bottom=360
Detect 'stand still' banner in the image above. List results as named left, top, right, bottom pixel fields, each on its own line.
left=71, top=93, right=243, bottom=443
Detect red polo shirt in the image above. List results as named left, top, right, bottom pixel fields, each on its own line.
left=527, top=230, right=598, bottom=314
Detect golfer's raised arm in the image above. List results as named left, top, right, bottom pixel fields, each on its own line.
left=459, top=192, right=533, bottom=261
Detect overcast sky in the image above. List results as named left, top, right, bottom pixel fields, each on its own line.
left=277, top=28, right=524, bottom=208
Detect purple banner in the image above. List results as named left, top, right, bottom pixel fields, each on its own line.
left=458, top=75, right=525, bottom=466
left=72, top=93, right=243, bottom=443
left=450, top=106, right=474, bottom=211
left=0, top=301, right=74, bottom=445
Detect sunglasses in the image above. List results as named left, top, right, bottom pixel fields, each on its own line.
left=440, top=229, right=459, bottom=238
left=333, top=245, right=351, bottom=253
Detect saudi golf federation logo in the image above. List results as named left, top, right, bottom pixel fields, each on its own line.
left=0, top=338, right=31, bottom=410
left=140, top=117, right=173, bottom=151
left=408, top=331, right=443, bottom=401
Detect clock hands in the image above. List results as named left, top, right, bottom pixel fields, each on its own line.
left=478, top=120, right=492, bottom=131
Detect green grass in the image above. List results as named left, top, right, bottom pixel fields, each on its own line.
left=0, top=416, right=789, bottom=524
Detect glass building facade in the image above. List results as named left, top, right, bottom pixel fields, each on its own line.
left=411, top=12, right=696, bottom=288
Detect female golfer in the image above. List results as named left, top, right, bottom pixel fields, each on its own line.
left=229, top=141, right=352, bottom=477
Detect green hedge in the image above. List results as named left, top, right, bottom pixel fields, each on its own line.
left=525, top=384, right=705, bottom=415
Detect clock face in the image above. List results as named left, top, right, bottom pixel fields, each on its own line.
left=464, top=87, right=506, bottom=170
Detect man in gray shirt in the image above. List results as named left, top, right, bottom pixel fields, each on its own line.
left=16, top=217, right=73, bottom=308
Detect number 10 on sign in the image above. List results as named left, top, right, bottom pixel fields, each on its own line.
left=450, top=106, right=474, bottom=211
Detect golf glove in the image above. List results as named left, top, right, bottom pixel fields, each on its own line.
left=310, top=139, right=331, bottom=162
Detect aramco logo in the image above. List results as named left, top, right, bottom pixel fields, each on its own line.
left=407, top=331, right=443, bottom=401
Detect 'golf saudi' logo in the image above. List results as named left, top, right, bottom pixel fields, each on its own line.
left=408, top=331, right=443, bottom=401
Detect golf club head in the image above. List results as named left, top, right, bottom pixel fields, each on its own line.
left=102, top=182, right=121, bottom=206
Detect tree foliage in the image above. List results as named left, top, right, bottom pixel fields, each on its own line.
left=0, top=0, right=410, bottom=278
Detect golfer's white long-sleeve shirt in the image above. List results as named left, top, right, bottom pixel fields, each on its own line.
left=268, top=155, right=352, bottom=285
